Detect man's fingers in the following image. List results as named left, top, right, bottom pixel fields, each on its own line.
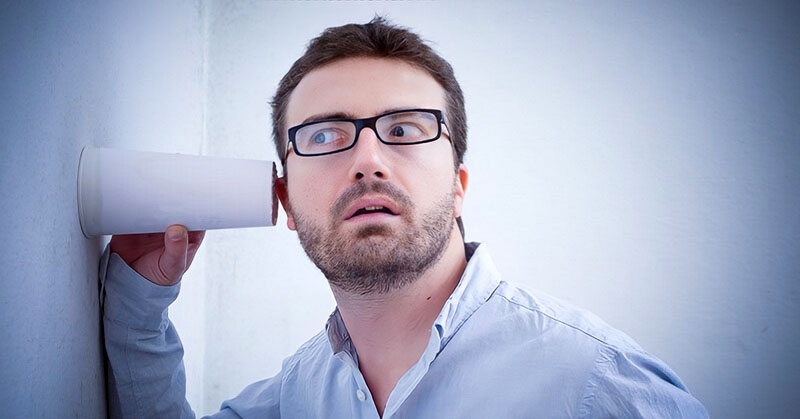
left=188, top=230, right=206, bottom=244
left=159, top=224, right=189, bottom=282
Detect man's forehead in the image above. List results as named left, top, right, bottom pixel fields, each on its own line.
left=285, top=57, right=447, bottom=126
left=299, top=106, right=431, bottom=125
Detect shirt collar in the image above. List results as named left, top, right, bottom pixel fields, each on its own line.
left=433, top=241, right=502, bottom=350
left=325, top=241, right=502, bottom=355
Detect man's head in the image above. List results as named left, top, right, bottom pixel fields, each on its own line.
left=271, top=16, right=467, bottom=172
left=272, top=17, right=469, bottom=296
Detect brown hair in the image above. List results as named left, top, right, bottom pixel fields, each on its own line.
left=270, top=16, right=467, bottom=173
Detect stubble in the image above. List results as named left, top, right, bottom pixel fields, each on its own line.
left=293, top=180, right=455, bottom=295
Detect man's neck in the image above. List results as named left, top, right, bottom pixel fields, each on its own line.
left=330, top=226, right=467, bottom=414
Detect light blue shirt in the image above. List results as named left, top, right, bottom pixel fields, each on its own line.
left=100, top=241, right=708, bottom=418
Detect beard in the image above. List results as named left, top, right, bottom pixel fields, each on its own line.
left=292, top=180, right=456, bottom=296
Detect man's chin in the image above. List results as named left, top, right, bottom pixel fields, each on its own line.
left=352, top=223, right=394, bottom=239
left=341, top=234, right=398, bottom=253
left=332, top=232, right=407, bottom=263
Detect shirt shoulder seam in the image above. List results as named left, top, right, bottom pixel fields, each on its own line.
left=495, top=291, right=621, bottom=351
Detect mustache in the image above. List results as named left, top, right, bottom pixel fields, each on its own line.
left=330, top=181, right=414, bottom=221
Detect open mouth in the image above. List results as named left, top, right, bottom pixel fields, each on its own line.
left=344, top=198, right=401, bottom=221
left=350, top=205, right=395, bottom=218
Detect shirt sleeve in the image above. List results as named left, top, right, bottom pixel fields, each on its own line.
left=577, top=345, right=709, bottom=418
left=100, top=243, right=282, bottom=419
left=101, top=242, right=196, bottom=418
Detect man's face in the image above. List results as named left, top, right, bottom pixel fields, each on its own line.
left=278, top=57, right=468, bottom=295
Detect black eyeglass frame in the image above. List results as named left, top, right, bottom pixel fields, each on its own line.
left=286, top=108, right=450, bottom=158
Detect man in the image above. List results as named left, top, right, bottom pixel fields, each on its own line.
left=102, top=17, right=708, bottom=418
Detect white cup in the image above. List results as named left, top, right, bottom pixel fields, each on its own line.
left=77, top=145, right=278, bottom=237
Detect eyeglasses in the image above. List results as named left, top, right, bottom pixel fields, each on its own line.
left=286, top=108, right=450, bottom=158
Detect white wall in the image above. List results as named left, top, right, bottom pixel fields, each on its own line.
left=2, top=1, right=798, bottom=418
left=198, top=2, right=799, bottom=418
left=0, top=1, right=206, bottom=416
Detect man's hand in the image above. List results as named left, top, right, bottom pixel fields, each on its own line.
left=109, top=224, right=206, bottom=286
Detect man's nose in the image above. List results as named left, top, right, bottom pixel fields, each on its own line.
left=347, top=127, right=391, bottom=181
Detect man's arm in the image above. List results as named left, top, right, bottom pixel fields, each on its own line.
left=101, top=242, right=196, bottom=418
left=101, top=242, right=284, bottom=418
left=577, top=346, right=709, bottom=418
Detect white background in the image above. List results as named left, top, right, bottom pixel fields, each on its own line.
left=1, top=1, right=798, bottom=418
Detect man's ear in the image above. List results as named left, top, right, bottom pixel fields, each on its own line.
left=453, top=163, right=469, bottom=218
left=275, top=176, right=296, bottom=231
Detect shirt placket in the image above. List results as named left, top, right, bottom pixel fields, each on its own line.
left=381, top=325, right=443, bottom=418
left=334, top=348, right=381, bottom=419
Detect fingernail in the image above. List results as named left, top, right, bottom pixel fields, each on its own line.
left=168, top=228, right=183, bottom=241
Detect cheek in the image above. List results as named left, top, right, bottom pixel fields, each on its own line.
left=403, top=151, right=457, bottom=208
left=288, top=172, right=335, bottom=219
left=393, top=137, right=453, bottom=169
left=409, top=143, right=456, bottom=184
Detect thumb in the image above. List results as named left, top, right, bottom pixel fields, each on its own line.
left=159, top=224, right=188, bottom=283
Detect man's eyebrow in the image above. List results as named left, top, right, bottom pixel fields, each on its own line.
left=301, top=111, right=356, bottom=124
left=300, top=106, right=418, bottom=124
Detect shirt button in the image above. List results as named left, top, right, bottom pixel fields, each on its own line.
left=356, top=389, right=366, bottom=402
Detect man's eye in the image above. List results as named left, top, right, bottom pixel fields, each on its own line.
left=387, top=124, right=422, bottom=139
left=311, top=131, right=338, bottom=144
left=390, top=126, right=405, bottom=137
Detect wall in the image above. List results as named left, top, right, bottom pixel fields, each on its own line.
left=1, top=1, right=798, bottom=418
left=200, top=2, right=799, bottom=418
left=0, top=1, right=207, bottom=416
